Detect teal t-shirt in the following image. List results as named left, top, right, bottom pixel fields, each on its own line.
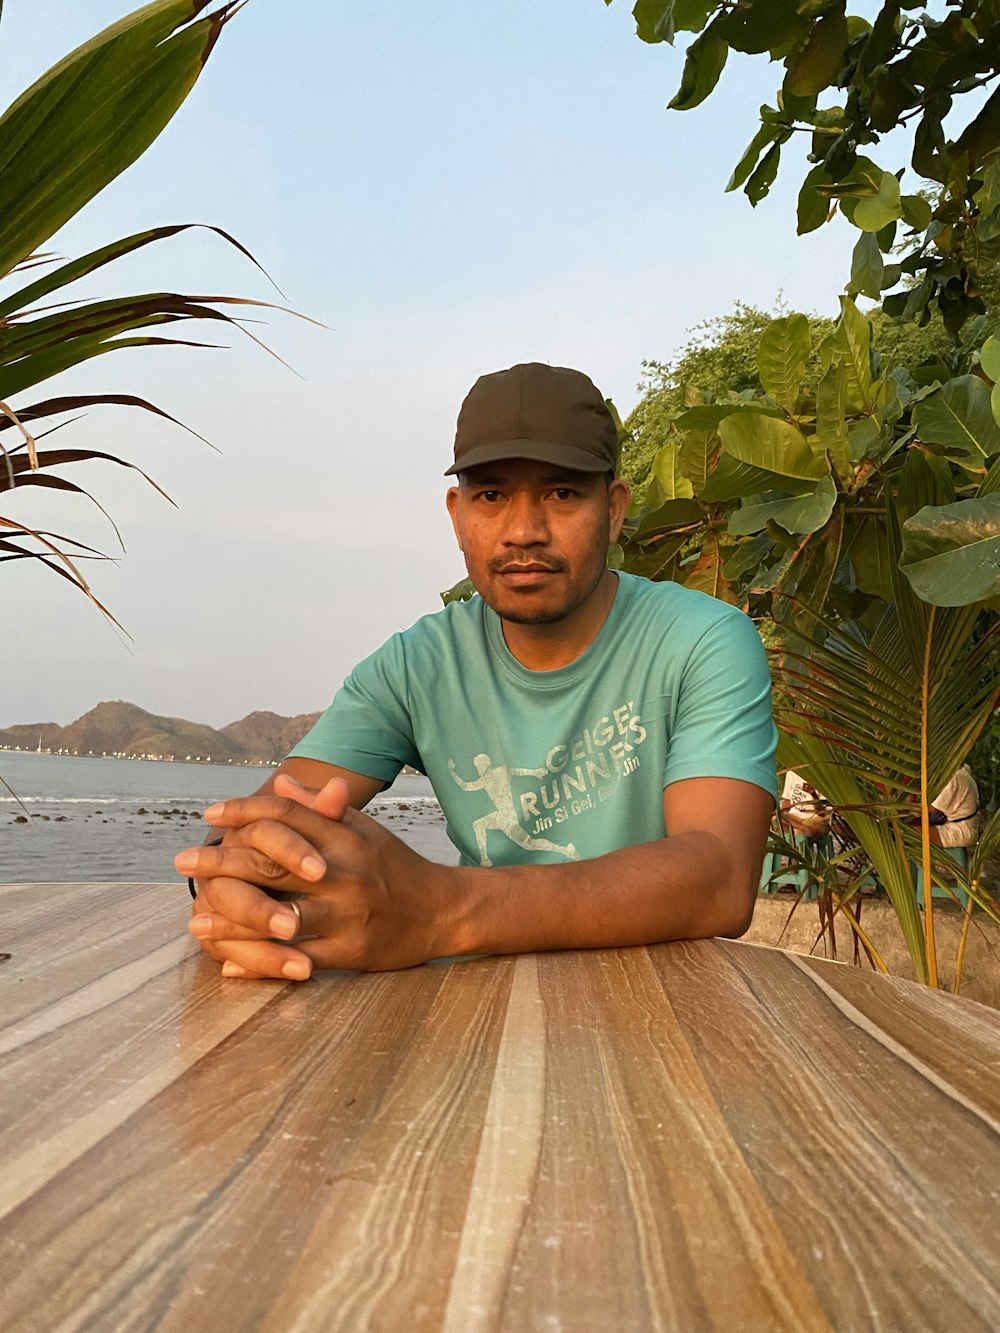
left=290, top=573, right=777, bottom=867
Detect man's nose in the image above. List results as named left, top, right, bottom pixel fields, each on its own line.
left=502, top=495, right=549, bottom=545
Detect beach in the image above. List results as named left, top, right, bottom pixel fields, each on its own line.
left=1, top=752, right=457, bottom=883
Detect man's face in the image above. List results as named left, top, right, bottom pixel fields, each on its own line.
left=446, top=458, right=630, bottom=626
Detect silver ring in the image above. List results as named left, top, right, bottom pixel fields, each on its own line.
left=288, top=900, right=303, bottom=931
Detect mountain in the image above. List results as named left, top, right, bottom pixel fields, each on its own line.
left=220, top=710, right=322, bottom=761
left=0, top=701, right=322, bottom=765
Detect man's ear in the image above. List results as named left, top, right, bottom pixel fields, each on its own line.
left=608, top=478, right=630, bottom=544
left=446, top=485, right=463, bottom=551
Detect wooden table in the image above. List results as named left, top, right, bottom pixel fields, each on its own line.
left=2, top=882, right=999, bottom=1333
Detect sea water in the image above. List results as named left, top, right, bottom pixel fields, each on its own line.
left=0, top=751, right=451, bottom=883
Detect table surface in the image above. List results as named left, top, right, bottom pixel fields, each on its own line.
left=2, top=882, right=1000, bottom=1333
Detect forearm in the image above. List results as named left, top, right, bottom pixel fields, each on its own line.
left=436, top=831, right=760, bottom=959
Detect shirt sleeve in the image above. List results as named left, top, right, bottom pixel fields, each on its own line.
left=662, top=608, right=778, bottom=801
left=287, top=634, right=420, bottom=782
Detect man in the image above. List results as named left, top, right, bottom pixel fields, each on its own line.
left=780, top=769, right=832, bottom=839
left=177, top=362, right=778, bottom=980
left=928, top=765, right=981, bottom=848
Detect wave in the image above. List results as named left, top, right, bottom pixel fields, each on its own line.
left=1, top=796, right=119, bottom=804
left=0, top=794, right=208, bottom=805
left=368, top=795, right=441, bottom=808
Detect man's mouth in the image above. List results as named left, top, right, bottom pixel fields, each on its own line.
left=490, top=556, right=565, bottom=576
left=492, top=560, right=564, bottom=587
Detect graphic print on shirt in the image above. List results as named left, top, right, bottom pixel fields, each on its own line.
left=448, top=699, right=648, bottom=865
left=448, top=756, right=581, bottom=866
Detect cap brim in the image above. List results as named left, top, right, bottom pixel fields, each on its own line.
left=444, top=438, right=613, bottom=477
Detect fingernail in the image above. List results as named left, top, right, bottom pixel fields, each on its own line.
left=222, top=961, right=247, bottom=978
left=175, top=851, right=197, bottom=872
left=189, top=914, right=213, bottom=937
left=282, top=959, right=311, bottom=980
left=203, top=803, right=223, bottom=821
left=270, top=912, right=298, bottom=939
left=301, top=855, right=326, bottom=880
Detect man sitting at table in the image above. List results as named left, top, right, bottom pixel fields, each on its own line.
left=177, top=363, right=778, bottom=979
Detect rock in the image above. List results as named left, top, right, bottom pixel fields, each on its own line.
left=137, top=807, right=148, bottom=815
left=14, top=815, right=27, bottom=823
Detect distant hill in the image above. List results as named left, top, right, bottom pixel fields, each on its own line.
left=220, top=710, right=323, bottom=761
left=0, top=701, right=322, bottom=765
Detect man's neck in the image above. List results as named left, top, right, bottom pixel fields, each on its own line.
left=500, top=571, right=620, bottom=672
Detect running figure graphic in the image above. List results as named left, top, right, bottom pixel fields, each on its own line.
left=448, top=754, right=580, bottom=867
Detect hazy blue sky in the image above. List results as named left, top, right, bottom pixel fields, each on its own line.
left=5, top=0, right=859, bottom=729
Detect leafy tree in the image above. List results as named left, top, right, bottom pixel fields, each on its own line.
left=621, top=301, right=977, bottom=492
left=608, top=0, right=1000, bottom=336
left=0, top=1, right=271, bottom=623
left=621, top=303, right=833, bottom=488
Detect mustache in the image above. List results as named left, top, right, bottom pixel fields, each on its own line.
left=489, top=553, right=567, bottom=574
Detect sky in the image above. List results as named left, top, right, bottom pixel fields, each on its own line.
left=3, top=0, right=863, bottom=729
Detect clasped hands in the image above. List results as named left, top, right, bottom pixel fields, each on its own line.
left=176, top=774, right=452, bottom=980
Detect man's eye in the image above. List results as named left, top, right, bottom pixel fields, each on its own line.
left=552, top=487, right=577, bottom=500
left=479, top=490, right=501, bottom=502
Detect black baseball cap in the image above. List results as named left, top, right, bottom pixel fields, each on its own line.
left=445, top=362, right=619, bottom=476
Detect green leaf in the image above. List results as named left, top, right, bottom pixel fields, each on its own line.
left=648, top=440, right=695, bottom=500
left=668, top=28, right=728, bottom=110
left=0, top=223, right=267, bottom=319
left=850, top=230, right=885, bottom=300
left=729, top=475, right=837, bottom=536
left=745, top=142, right=781, bottom=206
left=853, top=169, right=903, bottom=233
left=700, top=452, right=816, bottom=502
left=726, top=121, right=778, bottom=193
left=783, top=9, right=849, bottom=98
left=870, top=65, right=917, bottom=134
left=441, top=577, right=475, bottom=606
left=0, top=0, right=236, bottom=279
left=900, top=497, right=1000, bottom=607
left=815, top=361, right=851, bottom=477
left=848, top=417, right=881, bottom=462
left=981, top=336, right=1000, bottom=385
left=673, top=402, right=783, bottom=430
left=847, top=515, right=894, bottom=602
left=678, top=429, right=714, bottom=491
left=757, top=313, right=810, bottom=412
left=829, top=296, right=873, bottom=412
left=632, top=0, right=715, bottom=43
left=796, top=163, right=831, bottom=235
left=973, top=161, right=1000, bottom=244
left=715, top=0, right=807, bottom=56
left=718, top=411, right=826, bottom=482
left=913, top=376, right=1000, bottom=461
left=621, top=532, right=688, bottom=581
left=631, top=496, right=702, bottom=538
left=900, top=194, right=932, bottom=231
left=724, top=531, right=771, bottom=582
left=897, top=448, right=955, bottom=526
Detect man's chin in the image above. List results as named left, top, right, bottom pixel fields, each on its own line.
left=479, top=588, right=570, bottom=625
left=495, top=605, right=569, bottom=626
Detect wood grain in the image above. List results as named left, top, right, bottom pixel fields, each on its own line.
left=1, top=884, right=999, bottom=1332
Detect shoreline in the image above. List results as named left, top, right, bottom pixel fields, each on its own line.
left=0, top=749, right=277, bottom=768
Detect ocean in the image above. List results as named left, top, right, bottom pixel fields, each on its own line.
left=0, top=751, right=452, bottom=883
